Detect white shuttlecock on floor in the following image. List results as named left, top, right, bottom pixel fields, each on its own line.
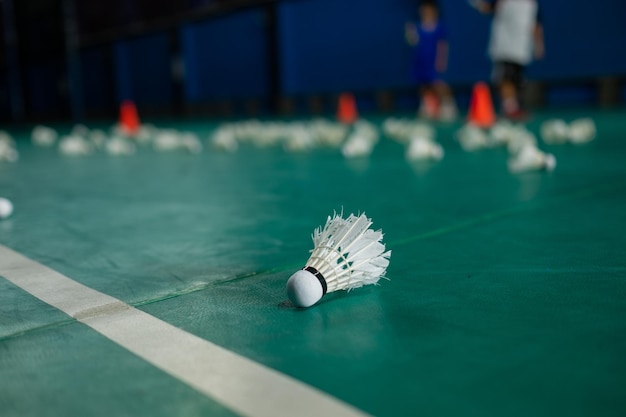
left=135, top=124, right=156, bottom=144
left=59, top=135, right=93, bottom=156
left=507, top=128, right=537, bottom=155
left=341, top=132, right=375, bottom=158
left=153, top=130, right=182, bottom=152
left=0, top=130, right=15, bottom=145
left=286, top=212, right=391, bottom=308
left=456, top=123, right=488, bottom=151
left=71, top=124, right=90, bottom=138
left=508, top=144, right=556, bottom=173
left=32, top=125, right=58, bottom=147
left=211, top=127, right=238, bottom=152
left=354, top=120, right=379, bottom=142
left=88, top=129, right=108, bottom=149
left=0, top=197, right=13, bottom=219
left=0, top=140, right=18, bottom=162
left=488, top=120, right=515, bottom=147
left=180, top=132, right=203, bottom=154
left=310, top=119, right=348, bottom=148
left=105, top=136, right=136, bottom=155
left=540, top=119, right=569, bottom=144
left=406, top=136, right=443, bottom=161
left=568, top=118, right=596, bottom=144
left=284, top=127, right=314, bottom=152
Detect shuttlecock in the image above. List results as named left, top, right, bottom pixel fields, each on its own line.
left=32, top=125, right=58, bottom=147
left=88, top=129, right=108, bottom=149
left=105, top=136, right=136, bottom=156
left=508, top=144, right=556, bottom=173
left=568, top=118, right=596, bottom=144
left=284, top=126, right=314, bottom=152
left=180, top=132, right=203, bottom=154
left=0, top=131, right=15, bottom=146
left=59, top=135, right=93, bottom=156
left=488, top=120, right=515, bottom=147
left=354, top=120, right=378, bottom=142
left=0, top=140, right=18, bottom=162
left=456, top=123, right=488, bottom=151
left=71, top=124, right=90, bottom=138
left=507, top=128, right=537, bottom=155
left=540, top=119, right=569, bottom=144
left=211, top=127, right=238, bottom=152
left=0, top=197, right=13, bottom=219
left=286, top=213, right=391, bottom=308
left=341, top=132, right=375, bottom=158
left=310, top=118, right=348, bottom=148
left=406, top=136, right=443, bottom=161
left=153, top=129, right=182, bottom=152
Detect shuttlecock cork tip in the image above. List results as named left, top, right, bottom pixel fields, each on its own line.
left=286, top=269, right=326, bottom=308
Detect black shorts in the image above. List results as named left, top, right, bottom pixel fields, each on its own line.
left=492, top=61, right=524, bottom=89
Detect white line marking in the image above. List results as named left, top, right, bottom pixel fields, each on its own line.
left=0, top=245, right=369, bottom=417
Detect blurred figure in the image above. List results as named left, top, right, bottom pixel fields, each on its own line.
left=405, top=0, right=457, bottom=121
left=471, top=0, right=544, bottom=120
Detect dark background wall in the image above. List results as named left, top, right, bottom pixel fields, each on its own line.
left=2, top=0, right=626, bottom=121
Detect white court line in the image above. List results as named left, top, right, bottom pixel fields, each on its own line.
left=0, top=244, right=369, bottom=417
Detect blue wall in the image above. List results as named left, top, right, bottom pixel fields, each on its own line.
left=181, top=8, right=269, bottom=101
left=81, top=47, right=114, bottom=113
left=277, top=0, right=626, bottom=94
left=113, top=33, right=172, bottom=107
left=278, top=0, right=415, bottom=94
left=22, top=1, right=626, bottom=118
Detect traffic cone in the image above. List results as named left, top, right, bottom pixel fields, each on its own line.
left=468, top=82, right=495, bottom=128
left=336, top=93, right=358, bottom=124
left=119, top=100, right=140, bottom=135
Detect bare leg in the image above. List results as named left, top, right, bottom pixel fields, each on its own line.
left=418, top=85, right=439, bottom=119
left=433, top=80, right=457, bottom=121
left=500, top=80, right=520, bottom=115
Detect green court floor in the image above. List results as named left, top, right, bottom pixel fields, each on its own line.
left=1, top=109, right=625, bottom=417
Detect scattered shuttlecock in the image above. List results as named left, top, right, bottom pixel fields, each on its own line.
left=341, top=132, right=376, bottom=158
left=135, top=124, right=156, bottom=144
left=71, top=124, right=90, bottom=138
left=180, top=132, right=203, bottom=154
left=0, top=130, right=15, bottom=145
left=507, top=128, right=537, bottom=155
left=0, top=140, right=18, bottom=162
left=284, top=127, right=314, bottom=152
left=0, top=197, right=13, bottom=219
left=540, top=119, right=569, bottom=144
left=383, top=118, right=433, bottom=143
left=406, top=136, right=444, bottom=161
left=310, top=118, right=348, bottom=147
left=568, top=118, right=596, bottom=144
left=354, top=120, right=379, bottom=142
left=457, top=123, right=488, bottom=151
left=32, top=125, right=58, bottom=147
left=59, top=135, right=92, bottom=156
left=488, top=120, right=515, bottom=147
left=88, top=129, right=108, bottom=149
left=105, top=136, right=136, bottom=156
left=153, top=130, right=182, bottom=152
left=508, top=144, right=556, bottom=173
left=286, top=212, right=391, bottom=308
left=211, top=127, right=238, bottom=152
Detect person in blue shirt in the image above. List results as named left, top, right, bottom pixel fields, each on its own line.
left=405, top=0, right=457, bottom=121
left=471, top=0, right=544, bottom=119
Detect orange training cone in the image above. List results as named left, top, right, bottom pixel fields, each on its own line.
left=468, top=82, right=495, bottom=128
left=336, top=93, right=358, bottom=124
left=119, top=100, right=140, bottom=135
